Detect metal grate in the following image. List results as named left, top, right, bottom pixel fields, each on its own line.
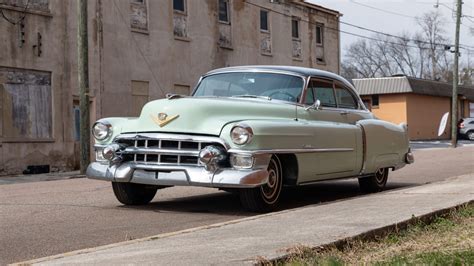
left=115, top=135, right=224, bottom=166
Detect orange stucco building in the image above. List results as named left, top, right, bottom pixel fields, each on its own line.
left=353, top=76, right=474, bottom=140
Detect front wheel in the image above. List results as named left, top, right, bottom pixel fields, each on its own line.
left=358, top=168, right=389, bottom=193
left=239, top=156, right=283, bottom=212
left=468, top=131, right=474, bottom=141
left=112, top=182, right=158, bottom=205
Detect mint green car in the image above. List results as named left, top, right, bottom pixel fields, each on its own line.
left=88, top=66, right=414, bottom=212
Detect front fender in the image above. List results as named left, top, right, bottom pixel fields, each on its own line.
left=220, top=119, right=359, bottom=151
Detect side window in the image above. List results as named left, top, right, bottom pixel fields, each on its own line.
left=308, top=79, right=336, bottom=107
left=335, top=84, right=358, bottom=109
left=304, top=85, right=315, bottom=105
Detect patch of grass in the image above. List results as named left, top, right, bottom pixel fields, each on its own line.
left=378, top=250, right=474, bottom=265
left=279, top=204, right=473, bottom=265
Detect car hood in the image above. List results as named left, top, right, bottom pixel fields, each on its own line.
left=121, top=97, right=297, bottom=136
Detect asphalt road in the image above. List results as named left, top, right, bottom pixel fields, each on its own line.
left=1, top=146, right=473, bottom=264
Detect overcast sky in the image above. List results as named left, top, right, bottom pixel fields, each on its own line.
left=307, top=0, right=474, bottom=65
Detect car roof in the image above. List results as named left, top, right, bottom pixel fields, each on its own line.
left=204, top=65, right=353, bottom=88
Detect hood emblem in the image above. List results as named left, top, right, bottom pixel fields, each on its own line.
left=151, top=113, right=179, bottom=127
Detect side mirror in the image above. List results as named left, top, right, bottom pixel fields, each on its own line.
left=305, top=99, right=321, bottom=111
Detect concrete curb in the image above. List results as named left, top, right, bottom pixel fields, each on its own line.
left=12, top=207, right=297, bottom=265
left=263, top=200, right=474, bottom=264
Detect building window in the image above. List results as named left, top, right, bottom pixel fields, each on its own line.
left=218, top=0, right=230, bottom=23
left=173, top=0, right=186, bottom=13
left=291, top=19, right=299, bottom=39
left=315, top=23, right=325, bottom=63
left=130, top=0, right=148, bottom=32
left=131, top=80, right=149, bottom=117
left=0, top=0, right=50, bottom=13
left=174, top=84, right=191, bottom=95
left=260, top=10, right=269, bottom=32
left=362, top=99, right=371, bottom=110
left=73, top=105, right=80, bottom=141
left=1, top=68, right=52, bottom=140
left=316, top=24, right=324, bottom=45
left=372, top=95, right=379, bottom=108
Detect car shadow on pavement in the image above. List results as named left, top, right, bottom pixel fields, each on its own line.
left=118, top=180, right=415, bottom=215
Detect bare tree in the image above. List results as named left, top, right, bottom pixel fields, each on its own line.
left=415, top=10, right=452, bottom=80
left=341, top=11, right=453, bottom=82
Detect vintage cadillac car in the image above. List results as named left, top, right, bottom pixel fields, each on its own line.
left=88, top=66, right=414, bottom=212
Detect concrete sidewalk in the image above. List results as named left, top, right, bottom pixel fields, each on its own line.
left=20, top=174, right=473, bottom=265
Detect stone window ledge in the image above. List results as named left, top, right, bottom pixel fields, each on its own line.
left=219, top=45, right=233, bottom=50
left=174, top=36, right=191, bottom=42
left=131, top=28, right=149, bottom=35
left=0, top=4, right=52, bottom=17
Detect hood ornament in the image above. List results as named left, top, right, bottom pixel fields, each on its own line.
left=151, top=113, right=179, bottom=127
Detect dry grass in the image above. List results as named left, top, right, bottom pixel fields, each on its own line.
left=276, top=204, right=474, bottom=265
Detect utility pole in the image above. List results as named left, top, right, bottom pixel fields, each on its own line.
left=451, top=0, right=462, bottom=148
left=78, top=0, right=90, bottom=173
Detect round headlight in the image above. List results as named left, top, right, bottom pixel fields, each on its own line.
left=230, top=124, right=253, bottom=145
left=92, top=121, right=112, bottom=140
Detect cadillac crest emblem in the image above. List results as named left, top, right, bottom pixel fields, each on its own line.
left=151, top=112, right=179, bottom=127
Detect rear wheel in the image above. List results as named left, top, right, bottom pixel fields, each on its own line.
left=358, top=168, right=389, bottom=193
left=112, top=182, right=158, bottom=205
left=239, top=156, right=283, bottom=213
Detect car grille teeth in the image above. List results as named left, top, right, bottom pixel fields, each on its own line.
left=115, top=135, right=222, bottom=166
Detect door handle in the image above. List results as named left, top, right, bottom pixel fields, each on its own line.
left=340, top=111, right=349, bottom=115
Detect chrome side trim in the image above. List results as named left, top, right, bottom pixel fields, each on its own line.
left=228, top=148, right=354, bottom=155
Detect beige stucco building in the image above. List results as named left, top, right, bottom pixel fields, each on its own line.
left=0, top=0, right=341, bottom=175
left=353, top=76, right=474, bottom=140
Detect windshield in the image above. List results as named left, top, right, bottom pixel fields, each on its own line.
left=193, top=72, right=305, bottom=103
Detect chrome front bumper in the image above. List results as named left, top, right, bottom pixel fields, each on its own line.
left=86, top=162, right=269, bottom=188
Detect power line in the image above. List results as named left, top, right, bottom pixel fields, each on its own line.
left=349, top=0, right=474, bottom=30
left=245, top=1, right=474, bottom=52
left=349, top=0, right=414, bottom=19
left=340, top=20, right=474, bottom=50
left=111, top=1, right=167, bottom=96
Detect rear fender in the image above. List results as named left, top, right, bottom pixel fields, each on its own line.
left=358, top=119, right=410, bottom=174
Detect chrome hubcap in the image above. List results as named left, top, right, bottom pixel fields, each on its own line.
left=261, top=158, right=281, bottom=204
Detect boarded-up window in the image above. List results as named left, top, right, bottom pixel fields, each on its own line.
left=0, top=68, right=52, bottom=139
left=174, top=84, right=190, bottom=95
left=131, top=80, right=149, bottom=116
left=0, top=0, right=50, bottom=13
left=130, top=0, right=148, bottom=31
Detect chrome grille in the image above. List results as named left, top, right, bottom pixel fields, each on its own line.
left=115, top=133, right=227, bottom=166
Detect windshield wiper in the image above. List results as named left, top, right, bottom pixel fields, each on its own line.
left=231, top=95, right=272, bottom=101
